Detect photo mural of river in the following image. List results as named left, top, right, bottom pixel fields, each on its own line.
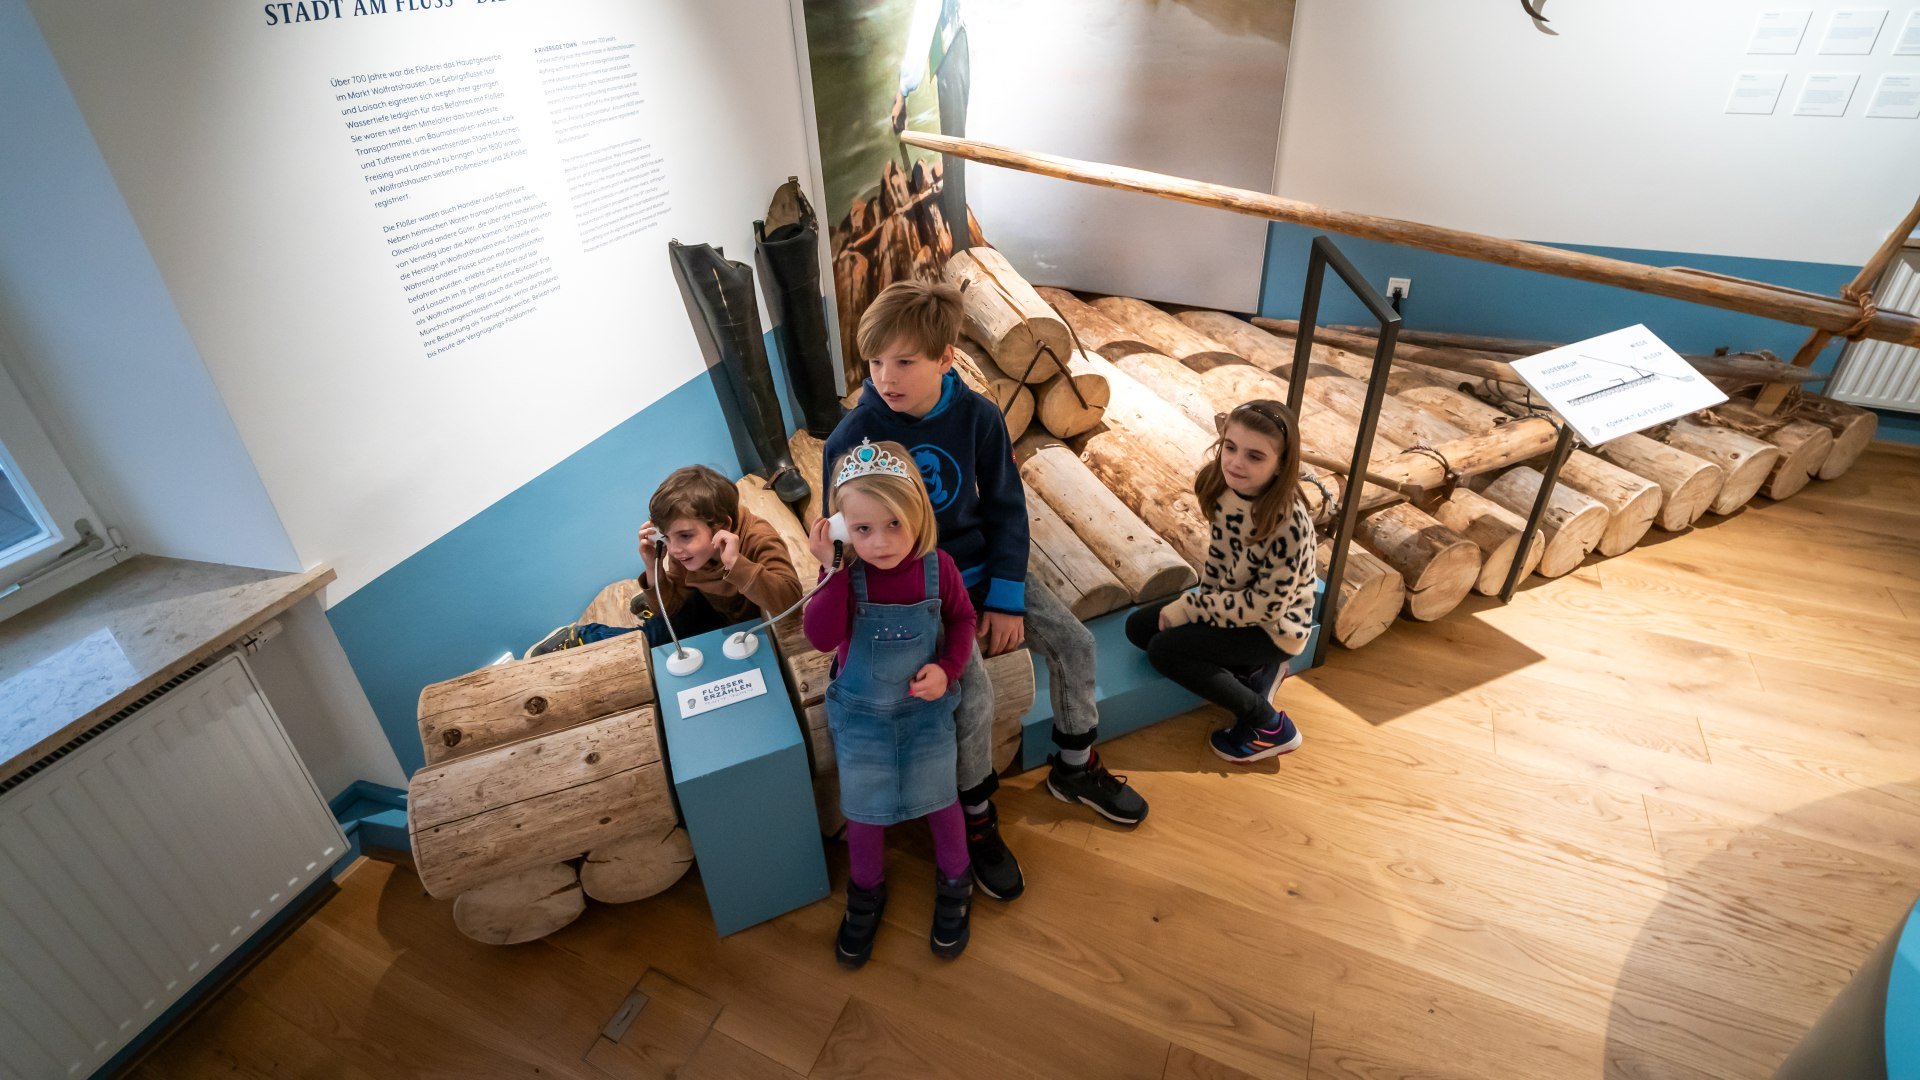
left=799, top=0, right=1292, bottom=377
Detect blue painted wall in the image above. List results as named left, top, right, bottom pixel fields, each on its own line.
left=330, top=332, right=806, bottom=775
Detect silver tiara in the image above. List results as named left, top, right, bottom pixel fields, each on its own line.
left=835, top=438, right=914, bottom=486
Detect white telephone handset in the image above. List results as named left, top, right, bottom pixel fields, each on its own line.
left=827, top=512, right=850, bottom=544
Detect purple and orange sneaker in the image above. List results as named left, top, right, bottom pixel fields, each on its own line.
left=1210, top=711, right=1303, bottom=764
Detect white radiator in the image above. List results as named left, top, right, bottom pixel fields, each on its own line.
left=0, top=654, right=346, bottom=1079
left=1830, top=252, right=1920, bottom=412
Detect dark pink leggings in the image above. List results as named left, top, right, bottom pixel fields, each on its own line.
left=846, top=800, right=969, bottom=888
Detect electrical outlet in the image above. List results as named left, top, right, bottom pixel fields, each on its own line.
left=1387, top=277, right=1412, bottom=299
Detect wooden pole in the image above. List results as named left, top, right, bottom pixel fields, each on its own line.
left=899, top=131, right=1920, bottom=348
left=1755, top=194, right=1920, bottom=413
left=1323, top=324, right=1825, bottom=387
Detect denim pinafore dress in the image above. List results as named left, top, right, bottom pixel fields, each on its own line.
left=826, top=554, right=958, bottom=827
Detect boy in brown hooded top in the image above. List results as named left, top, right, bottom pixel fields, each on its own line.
left=526, top=465, right=803, bottom=655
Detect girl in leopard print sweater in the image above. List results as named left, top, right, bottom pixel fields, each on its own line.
left=1126, top=400, right=1317, bottom=763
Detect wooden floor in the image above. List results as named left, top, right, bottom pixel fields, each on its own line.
left=138, top=446, right=1920, bottom=1080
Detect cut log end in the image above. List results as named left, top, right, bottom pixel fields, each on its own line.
left=1480, top=468, right=1608, bottom=578
left=452, top=862, right=585, bottom=945
left=579, top=824, right=695, bottom=904
left=1762, top=421, right=1834, bottom=500
left=1594, top=484, right=1662, bottom=557
left=1320, top=543, right=1406, bottom=648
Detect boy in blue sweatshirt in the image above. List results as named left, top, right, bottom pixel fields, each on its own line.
left=824, top=280, right=1148, bottom=902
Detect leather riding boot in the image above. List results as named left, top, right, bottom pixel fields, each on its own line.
left=667, top=240, right=810, bottom=504
left=755, top=178, right=843, bottom=438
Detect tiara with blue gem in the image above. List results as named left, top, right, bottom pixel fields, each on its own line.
left=835, top=438, right=914, bottom=486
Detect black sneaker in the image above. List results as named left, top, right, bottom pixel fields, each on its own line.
left=930, top=873, right=972, bottom=959
left=1046, top=750, right=1149, bottom=826
left=835, top=880, right=887, bottom=969
left=1210, top=710, right=1304, bottom=764
left=525, top=623, right=583, bottom=658
left=964, top=804, right=1025, bottom=901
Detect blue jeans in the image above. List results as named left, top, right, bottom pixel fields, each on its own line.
left=953, top=578, right=1097, bottom=804
left=577, top=590, right=732, bottom=649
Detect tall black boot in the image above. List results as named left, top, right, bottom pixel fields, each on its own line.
left=755, top=178, right=843, bottom=438
left=667, top=240, right=809, bottom=504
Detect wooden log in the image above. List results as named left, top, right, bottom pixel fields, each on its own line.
left=1313, top=319, right=1820, bottom=390
left=1014, top=436, right=1195, bottom=603
left=1592, top=434, right=1724, bottom=531
left=955, top=340, right=1036, bottom=442
left=1361, top=503, right=1484, bottom=620
left=790, top=430, right=827, bottom=527
left=452, top=862, right=584, bottom=945
left=1087, top=297, right=1242, bottom=367
left=1069, top=357, right=1220, bottom=568
left=579, top=823, right=694, bottom=904
left=1394, top=386, right=1662, bottom=556
left=737, top=475, right=821, bottom=582
left=576, top=578, right=643, bottom=630
left=1173, top=308, right=1298, bottom=370
left=1026, top=490, right=1131, bottom=619
left=1663, top=420, right=1781, bottom=515
left=1321, top=323, right=1827, bottom=388
left=417, top=630, right=656, bottom=767
left=1031, top=352, right=1110, bottom=438
left=1315, top=541, right=1402, bottom=649
left=944, top=247, right=1070, bottom=382
left=1708, top=401, right=1835, bottom=500
left=1109, top=348, right=1231, bottom=432
left=1479, top=468, right=1609, bottom=577
left=1792, top=393, right=1878, bottom=480
left=1424, top=489, right=1544, bottom=595
left=1362, top=421, right=1564, bottom=508
left=1034, top=286, right=1154, bottom=359
left=901, top=130, right=1920, bottom=348
left=410, top=704, right=674, bottom=898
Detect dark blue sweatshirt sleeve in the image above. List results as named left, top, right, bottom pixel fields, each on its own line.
left=972, top=405, right=1029, bottom=614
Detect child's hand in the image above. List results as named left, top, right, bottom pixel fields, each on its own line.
left=1158, top=607, right=1171, bottom=631
left=712, top=529, right=741, bottom=570
left=979, top=612, right=1026, bottom=657
left=909, top=664, right=949, bottom=701
left=637, top=521, right=661, bottom=580
left=807, top=516, right=840, bottom=570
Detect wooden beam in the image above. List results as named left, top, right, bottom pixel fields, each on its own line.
left=1323, top=324, right=1824, bottom=386
left=900, top=130, right=1920, bottom=349
left=1755, top=193, right=1920, bottom=413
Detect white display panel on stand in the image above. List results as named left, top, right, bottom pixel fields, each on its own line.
left=23, top=1, right=814, bottom=599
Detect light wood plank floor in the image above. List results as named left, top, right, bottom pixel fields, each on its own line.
left=137, top=446, right=1920, bottom=1080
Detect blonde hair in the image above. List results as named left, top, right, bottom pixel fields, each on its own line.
left=829, top=441, right=939, bottom=562
left=857, top=279, right=964, bottom=363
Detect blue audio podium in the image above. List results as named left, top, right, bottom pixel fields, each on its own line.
left=652, top=623, right=829, bottom=935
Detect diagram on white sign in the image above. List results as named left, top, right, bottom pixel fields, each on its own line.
left=1508, top=326, right=1728, bottom=446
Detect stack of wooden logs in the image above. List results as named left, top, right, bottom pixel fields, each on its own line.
left=856, top=241, right=1876, bottom=658
left=1017, top=283, right=1874, bottom=653
left=408, top=617, right=692, bottom=945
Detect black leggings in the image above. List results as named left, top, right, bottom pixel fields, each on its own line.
left=1125, top=599, right=1287, bottom=726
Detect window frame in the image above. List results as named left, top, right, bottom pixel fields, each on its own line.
left=0, top=341, right=120, bottom=619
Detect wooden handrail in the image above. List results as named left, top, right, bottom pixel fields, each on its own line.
left=900, top=130, right=1920, bottom=349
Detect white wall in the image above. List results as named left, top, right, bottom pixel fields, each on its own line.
left=964, top=0, right=1292, bottom=310
left=0, top=0, right=298, bottom=573
left=26, top=0, right=818, bottom=601
left=2, top=0, right=403, bottom=792
left=1278, top=1, right=1920, bottom=265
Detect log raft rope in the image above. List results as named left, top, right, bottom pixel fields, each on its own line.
left=899, top=130, right=1920, bottom=349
